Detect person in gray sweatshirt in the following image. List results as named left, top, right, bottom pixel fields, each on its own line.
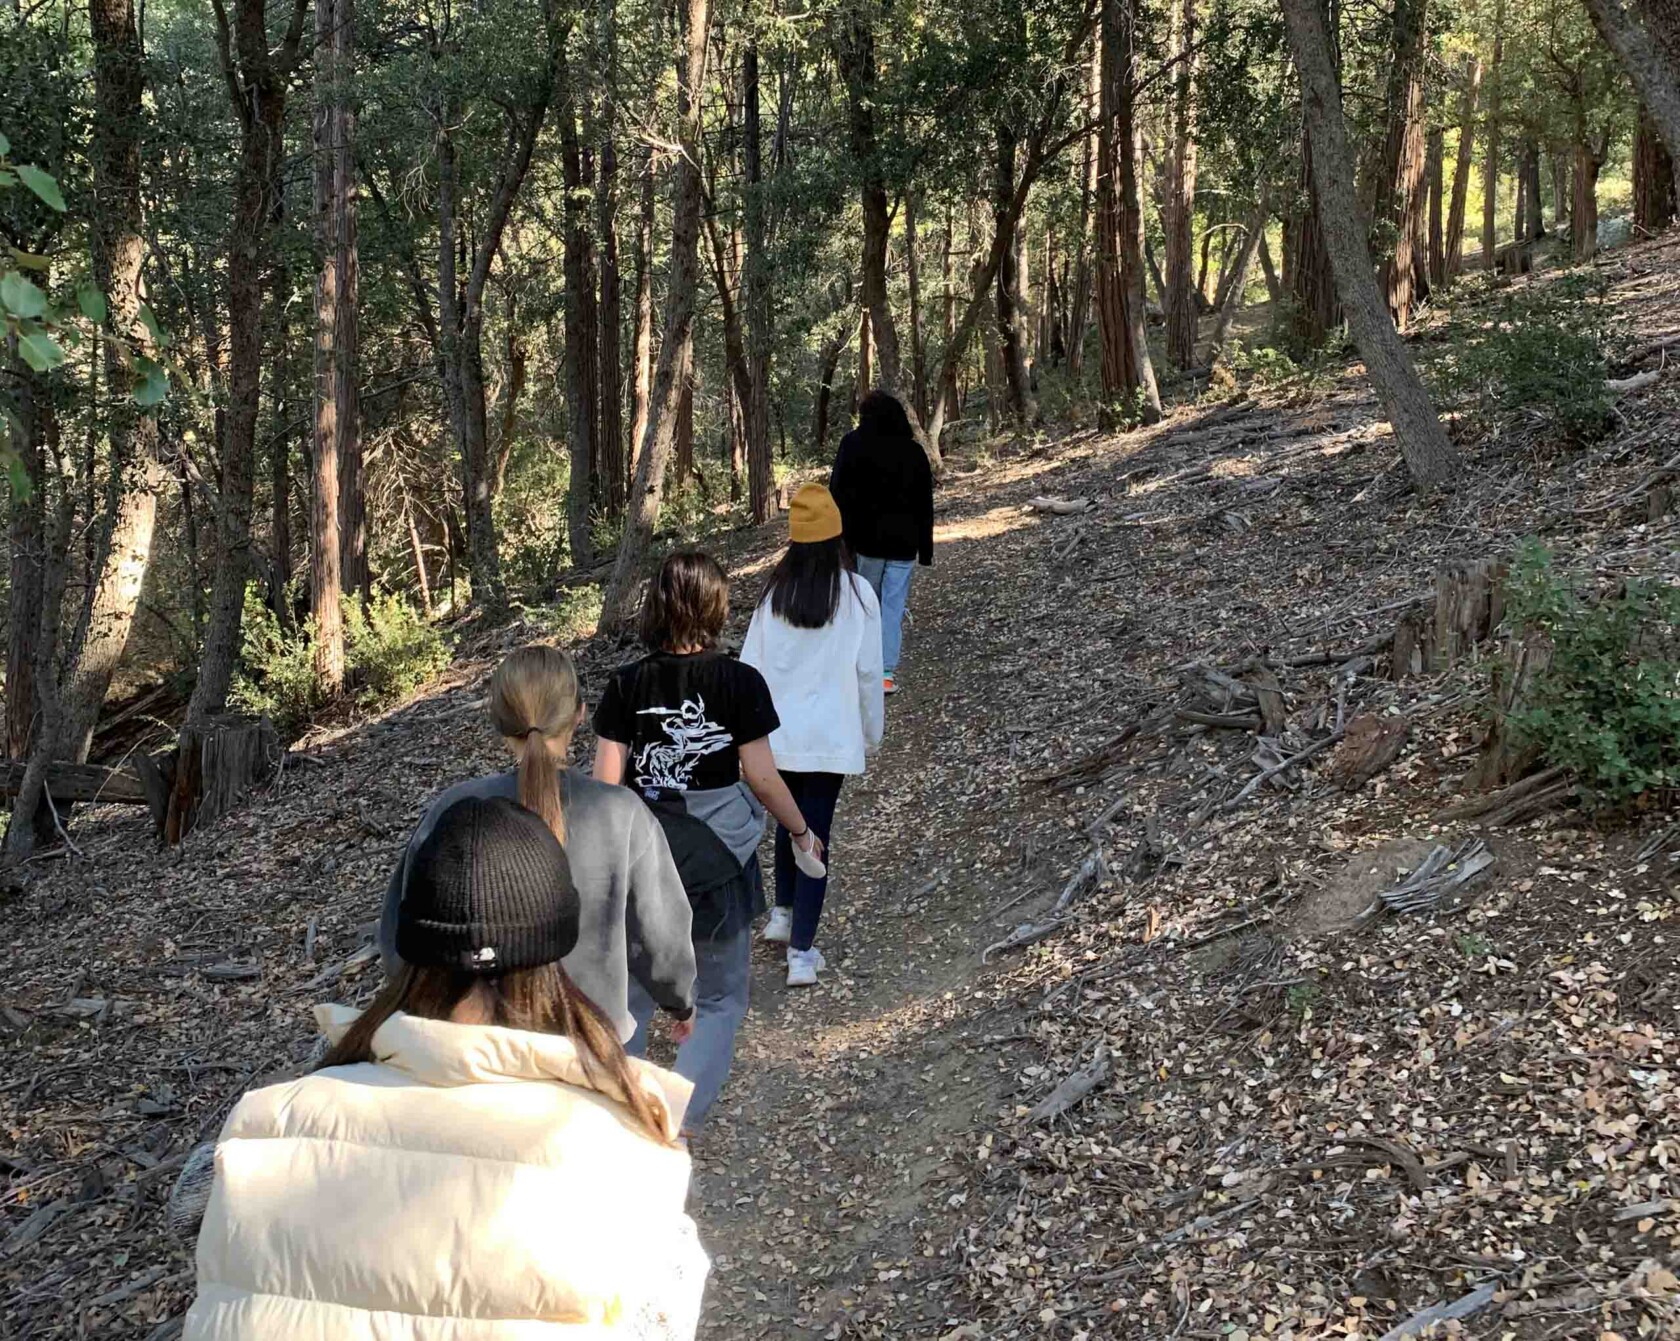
left=380, top=646, right=696, bottom=1046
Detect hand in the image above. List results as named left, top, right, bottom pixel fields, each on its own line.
left=794, top=829, right=825, bottom=865
left=670, top=1015, right=695, bottom=1044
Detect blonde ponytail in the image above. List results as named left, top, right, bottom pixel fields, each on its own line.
left=488, top=647, right=582, bottom=845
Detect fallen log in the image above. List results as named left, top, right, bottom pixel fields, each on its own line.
left=0, top=760, right=150, bottom=806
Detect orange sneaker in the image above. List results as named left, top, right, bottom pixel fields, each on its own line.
left=884, top=675, right=898, bottom=696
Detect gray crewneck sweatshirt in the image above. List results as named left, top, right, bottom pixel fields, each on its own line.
left=379, top=768, right=695, bottom=1042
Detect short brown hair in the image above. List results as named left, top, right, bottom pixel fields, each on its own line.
left=640, top=551, right=729, bottom=651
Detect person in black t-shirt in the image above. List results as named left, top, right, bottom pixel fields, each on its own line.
left=593, top=551, right=824, bottom=1139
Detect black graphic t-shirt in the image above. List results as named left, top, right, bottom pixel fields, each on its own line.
left=593, top=650, right=781, bottom=793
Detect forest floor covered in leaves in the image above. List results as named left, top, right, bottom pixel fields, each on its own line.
left=5, top=235, right=1680, bottom=1340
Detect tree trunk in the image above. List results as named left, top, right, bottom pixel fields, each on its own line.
left=995, top=126, right=1036, bottom=427
left=405, top=499, right=432, bottom=616
left=1573, top=136, right=1604, bottom=260
left=332, top=0, right=366, bottom=608
left=1067, top=41, right=1100, bottom=381
left=1289, top=134, right=1341, bottom=346
left=1577, top=0, right=1680, bottom=166
left=905, top=190, right=928, bottom=422
left=267, top=270, right=294, bottom=627
left=1095, top=0, right=1162, bottom=425
left=435, top=4, right=559, bottom=614
left=192, top=0, right=308, bottom=722
left=560, top=49, right=596, bottom=569
left=600, top=0, right=711, bottom=634
left=628, top=144, right=657, bottom=484
left=1256, top=228, right=1282, bottom=302
left=5, top=371, right=45, bottom=761
left=855, top=308, right=872, bottom=406
left=597, top=0, right=627, bottom=520
left=941, top=208, right=960, bottom=415
left=1443, top=56, right=1483, bottom=276
left=311, top=0, right=346, bottom=695
left=1281, top=0, right=1461, bottom=490
left=1481, top=15, right=1505, bottom=271
left=743, top=39, right=774, bottom=523
left=1633, top=105, right=1678, bottom=231
left=1521, top=139, right=1546, bottom=239
left=836, top=10, right=919, bottom=429
left=1426, top=128, right=1445, bottom=286
left=1553, top=152, right=1572, bottom=234
left=1366, top=0, right=1429, bottom=328
left=1163, top=0, right=1199, bottom=368
left=1207, top=189, right=1268, bottom=361
left=60, top=0, right=164, bottom=761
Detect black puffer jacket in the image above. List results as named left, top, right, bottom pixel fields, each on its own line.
left=829, top=423, right=935, bottom=565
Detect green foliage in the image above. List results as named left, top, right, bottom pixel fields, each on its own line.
left=230, top=587, right=322, bottom=738
left=232, top=586, right=451, bottom=738
left=527, top=584, right=604, bottom=644
left=1285, top=982, right=1321, bottom=1022
left=343, top=592, right=453, bottom=708
left=1455, top=932, right=1493, bottom=959
left=1429, top=274, right=1624, bottom=446
left=1497, top=542, right=1680, bottom=810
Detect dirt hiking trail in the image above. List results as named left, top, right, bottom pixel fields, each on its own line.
left=5, top=236, right=1680, bottom=1339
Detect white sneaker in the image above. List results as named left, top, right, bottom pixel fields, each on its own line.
left=762, top=907, right=792, bottom=944
left=786, top=947, right=826, bottom=987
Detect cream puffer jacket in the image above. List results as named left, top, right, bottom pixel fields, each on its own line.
left=185, top=1005, right=708, bottom=1339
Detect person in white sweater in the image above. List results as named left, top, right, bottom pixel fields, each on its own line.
left=741, top=484, right=885, bottom=986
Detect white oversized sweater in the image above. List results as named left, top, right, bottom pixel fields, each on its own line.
left=185, top=1006, right=707, bottom=1339
left=741, top=575, right=885, bottom=775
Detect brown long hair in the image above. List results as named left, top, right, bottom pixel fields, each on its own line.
left=487, top=646, right=580, bottom=844
left=639, top=551, right=729, bottom=651
left=321, top=962, right=673, bottom=1144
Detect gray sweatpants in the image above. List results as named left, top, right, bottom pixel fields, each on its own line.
left=627, top=924, right=752, bottom=1134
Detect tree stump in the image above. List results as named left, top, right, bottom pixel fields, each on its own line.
left=164, top=715, right=281, bottom=843
left=1324, top=713, right=1412, bottom=791
left=1391, top=557, right=1507, bottom=677
left=1467, top=631, right=1552, bottom=792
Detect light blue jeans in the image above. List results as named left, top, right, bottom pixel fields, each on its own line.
left=627, top=923, right=752, bottom=1134
left=855, top=555, right=916, bottom=677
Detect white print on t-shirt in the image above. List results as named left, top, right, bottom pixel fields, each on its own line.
left=632, top=697, right=733, bottom=790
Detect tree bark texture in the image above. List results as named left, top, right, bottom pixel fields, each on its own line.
left=61, top=0, right=165, bottom=762
left=311, top=0, right=347, bottom=695
left=1364, top=0, right=1429, bottom=328
left=1257, top=229, right=1282, bottom=302
left=905, top=190, right=928, bottom=422
left=628, top=144, right=657, bottom=483
left=600, top=0, right=711, bottom=634
left=597, top=0, right=627, bottom=520
left=1635, top=104, right=1679, bottom=229
left=995, top=126, right=1036, bottom=427
left=192, top=0, right=310, bottom=723
left=1443, top=56, right=1482, bottom=276
left=1096, top=0, right=1161, bottom=424
left=743, top=39, right=775, bottom=523
left=1574, top=135, right=1605, bottom=260
left=332, top=0, right=366, bottom=608
left=5, top=373, right=45, bottom=761
left=1578, top=0, right=1680, bottom=166
left=1281, top=0, right=1461, bottom=490
left=1163, top=0, right=1199, bottom=369
left=1288, top=135, right=1341, bottom=347
left=1067, top=42, right=1100, bottom=381
left=560, top=50, right=597, bottom=570
left=1481, top=13, right=1505, bottom=270
left=1426, top=129, right=1445, bottom=287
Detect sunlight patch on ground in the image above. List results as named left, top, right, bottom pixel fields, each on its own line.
left=936, top=505, right=1035, bottom=544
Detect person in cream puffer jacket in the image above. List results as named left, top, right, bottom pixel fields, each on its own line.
left=185, top=795, right=708, bottom=1339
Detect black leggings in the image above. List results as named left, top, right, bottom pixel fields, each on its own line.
left=772, top=771, right=844, bottom=951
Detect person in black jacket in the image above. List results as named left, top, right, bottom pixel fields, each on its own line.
left=828, top=389, right=934, bottom=694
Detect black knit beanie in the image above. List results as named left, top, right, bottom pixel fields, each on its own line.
left=396, top=796, right=580, bottom=974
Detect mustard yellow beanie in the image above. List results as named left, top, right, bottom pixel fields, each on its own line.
left=788, top=484, right=843, bottom=543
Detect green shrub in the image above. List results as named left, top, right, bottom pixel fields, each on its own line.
left=1498, top=541, right=1680, bottom=810
left=1430, top=273, right=1624, bottom=446
left=528, top=583, right=603, bottom=643
left=230, top=585, right=322, bottom=738
left=230, top=587, right=451, bottom=738
left=343, top=592, right=452, bottom=708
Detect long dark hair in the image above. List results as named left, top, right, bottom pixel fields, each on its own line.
left=763, top=536, right=858, bottom=629
left=859, top=388, right=915, bottom=442
left=321, top=963, right=673, bottom=1145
